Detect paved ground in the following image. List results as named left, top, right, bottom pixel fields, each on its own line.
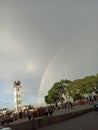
left=38, top=111, right=98, bottom=130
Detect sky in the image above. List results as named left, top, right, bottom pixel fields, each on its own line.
left=0, top=0, right=98, bottom=109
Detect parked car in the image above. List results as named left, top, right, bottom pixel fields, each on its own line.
left=0, top=125, right=12, bottom=130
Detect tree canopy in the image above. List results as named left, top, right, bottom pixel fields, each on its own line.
left=44, top=73, right=98, bottom=104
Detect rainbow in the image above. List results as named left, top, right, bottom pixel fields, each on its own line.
left=37, top=39, right=74, bottom=104
left=37, top=45, right=65, bottom=104
left=37, top=58, right=54, bottom=104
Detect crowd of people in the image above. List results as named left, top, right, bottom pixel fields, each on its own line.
left=0, top=95, right=97, bottom=126
left=0, top=105, right=55, bottom=125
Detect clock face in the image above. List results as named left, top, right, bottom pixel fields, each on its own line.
left=14, top=81, right=21, bottom=86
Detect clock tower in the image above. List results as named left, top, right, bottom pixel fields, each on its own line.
left=14, top=81, right=22, bottom=112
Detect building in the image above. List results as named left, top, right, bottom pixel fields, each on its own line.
left=14, top=81, right=22, bottom=112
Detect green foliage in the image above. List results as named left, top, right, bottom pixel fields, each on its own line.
left=44, top=73, right=98, bottom=104
left=73, top=94, right=83, bottom=101
left=67, top=75, right=98, bottom=97
left=44, top=79, right=71, bottom=105
left=44, top=95, right=52, bottom=104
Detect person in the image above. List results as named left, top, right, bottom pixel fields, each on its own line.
left=48, top=106, right=54, bottom=116
left=93, top=95, right=97, bottom=101
left=88, top=95, right=93, bottom=105
left=45, top=107, right=49, bottom=116
left=69, top=101, right=73, bottom=108
left=27, top=111, right=32, bottom=120
left=19, top=111, right=23, bottom=119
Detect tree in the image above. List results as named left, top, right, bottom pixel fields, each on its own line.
left=44, top=79, right=71, bottom=105
left=44, top=73, right=98, bottom=105
left=73, top=93, right=83, bottom=101
left=44, top=95, right=52, bottom=104
left=67, top=75, right=98, bottom=97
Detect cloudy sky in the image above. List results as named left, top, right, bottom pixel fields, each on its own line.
left=0, top=0, right=98, bottom=108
